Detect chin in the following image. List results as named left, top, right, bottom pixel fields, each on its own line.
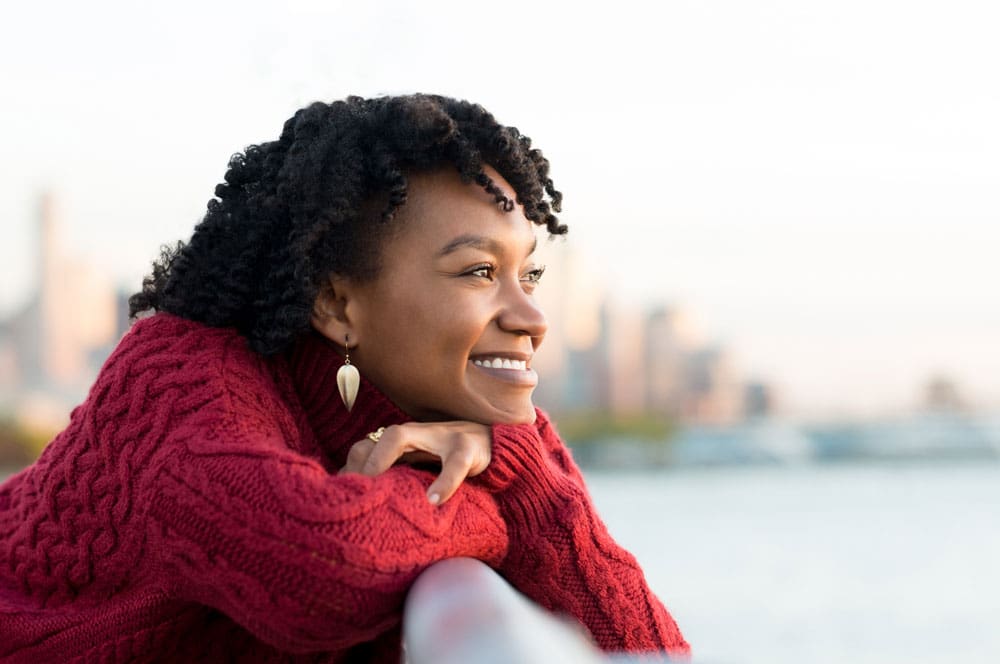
left=417, top=400, right=536, bottom=425
left=484, top=403, right=537, bottom=425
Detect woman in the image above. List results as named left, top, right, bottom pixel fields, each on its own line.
left=0, top=94, right=689, bottom=662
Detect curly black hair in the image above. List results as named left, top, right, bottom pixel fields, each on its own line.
left=130, top=94, right=566, bottom=356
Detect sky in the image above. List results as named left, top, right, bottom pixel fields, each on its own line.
left=1, top=0, right=998, bottom=416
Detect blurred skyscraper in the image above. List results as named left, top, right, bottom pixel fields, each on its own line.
left=643, top=307, right=699, bottom=416
left=529, top=242, right=771, bottom=425
left=922, top=375, right=966, bottom=413
left=0, top=193, right=776, bottom=431
left=744, top=381, right=778, bottom=420
left=681, top=345, right=743, bottom=424
left=0, top=193, right=125, bottom=428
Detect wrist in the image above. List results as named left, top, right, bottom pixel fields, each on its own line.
left=476, top=422, right=582, bottom=531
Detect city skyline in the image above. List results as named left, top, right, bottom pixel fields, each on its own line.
left=2, top=0, right=998, bottom=415
left=0, top=190, right=987, bottom=424
left=2, top=192, right=763, bottom=426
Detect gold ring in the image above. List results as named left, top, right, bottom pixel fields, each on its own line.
left=366, top=427, right=386, bottom=443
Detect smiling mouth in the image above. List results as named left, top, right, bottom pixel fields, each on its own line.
left=467, top=354, right=537, bottom=387
left=471, top=357, right=528, bottom=371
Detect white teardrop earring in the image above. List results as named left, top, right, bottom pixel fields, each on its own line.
left=336, top=335, right=360, bottom=412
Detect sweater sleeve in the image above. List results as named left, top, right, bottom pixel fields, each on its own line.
left=107, top=321, right=510, bottom=654
left=481, top=410, right=690, bottom=657
left=148, top=425, right=510, bottom=654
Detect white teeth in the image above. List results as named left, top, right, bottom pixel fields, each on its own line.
left=471, top=357, right=528, bottom=370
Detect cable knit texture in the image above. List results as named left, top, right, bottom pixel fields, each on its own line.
left=0, top=313, right=689, bottom=662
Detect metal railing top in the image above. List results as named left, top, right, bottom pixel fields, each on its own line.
left=403, top=557, right=674, bottom=664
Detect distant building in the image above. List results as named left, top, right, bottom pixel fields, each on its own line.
left=562, top=301, right=612, bottom=413
left=744, top=380, right=777, bottom=419
left=604, top=302, right=646, bottom=415
left=642, top=306, right=700, bottom=417
left=0, top=192, right=121, bottom=425
left=530, top=242, right=610, bottom=414
left=0, top=322, right=19, bottom=396
left=682, top=346, right=742, bottom=425
left=923, top=375, right=966, bottom=413
left=536, top=290, right=762, bottom=425
left=528, top=239, right=571, bottom=412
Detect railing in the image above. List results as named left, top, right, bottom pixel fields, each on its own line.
left=403, top=557, right=673, bottom=663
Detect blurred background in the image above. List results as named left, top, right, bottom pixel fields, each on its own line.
left=1, top=1, right=998, bottom=662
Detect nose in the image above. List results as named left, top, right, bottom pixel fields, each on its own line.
left=497, top=282, right=548, bottom=347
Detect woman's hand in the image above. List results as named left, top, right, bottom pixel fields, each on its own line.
left=339, top=421, right=491, bottom=505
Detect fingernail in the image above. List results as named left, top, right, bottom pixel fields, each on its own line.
left=428, top=492, right=441, bottom=505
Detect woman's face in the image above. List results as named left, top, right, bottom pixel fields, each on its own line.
left=320, top=166, right=548, bottom=424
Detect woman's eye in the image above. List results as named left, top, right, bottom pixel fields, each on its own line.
left=468, top=264, right=495, bottom=280
left=521, top=265, right=547, bottom=285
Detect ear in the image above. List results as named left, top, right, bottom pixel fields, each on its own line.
left=311, top=275, right=364, bottom=348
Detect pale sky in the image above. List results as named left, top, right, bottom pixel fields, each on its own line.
left=2, top=0, right=999, bottom=416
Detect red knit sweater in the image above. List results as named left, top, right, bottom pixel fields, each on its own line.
left=0, top=314, right=689, bottom=662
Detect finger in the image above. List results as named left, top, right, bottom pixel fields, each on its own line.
left=340, top=438, right=375, bottom=475
left=426, top=445, right=476, bottom=506
left=360, top=425, right=416, bottom=477
left=398, top=450, right=439, bottom=466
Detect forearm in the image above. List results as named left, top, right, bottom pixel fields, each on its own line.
left=149, top=442, right=509, bottom=653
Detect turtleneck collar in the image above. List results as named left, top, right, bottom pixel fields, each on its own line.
left=286, top=329, right=411, bottom=465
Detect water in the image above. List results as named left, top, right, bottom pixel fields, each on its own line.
left=586, top=461, right=1000, bottom=664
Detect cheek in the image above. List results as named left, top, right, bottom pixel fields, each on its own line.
left=377, top=291, right=490, bottom=370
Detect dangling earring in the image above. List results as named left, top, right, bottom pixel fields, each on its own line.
left=337, top=335, right=360, bottom=412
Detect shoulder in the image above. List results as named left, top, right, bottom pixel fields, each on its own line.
left=111, top=313, right=265, bottom=386
left=114, top=313, right=253, bottom=371
left=93, top=314, right=287, bottom=435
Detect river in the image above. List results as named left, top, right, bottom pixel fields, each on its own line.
left=586, top=460, right=1000, bottom=664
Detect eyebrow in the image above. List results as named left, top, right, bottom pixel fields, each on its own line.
left=436, top=233, right=538, bottom=258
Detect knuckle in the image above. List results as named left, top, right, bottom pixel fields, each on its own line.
left=381, top=425, right=407, bottom=448
left=388, top=423, right=413, bottom=438
left=347, top=442, right=369, bottom=463
left=453, top=448, right=475, bottom=468
left=363, top=448, right=389, bottom=469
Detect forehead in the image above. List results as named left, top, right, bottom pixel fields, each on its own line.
left=387, top=166, right=536, bottom=254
